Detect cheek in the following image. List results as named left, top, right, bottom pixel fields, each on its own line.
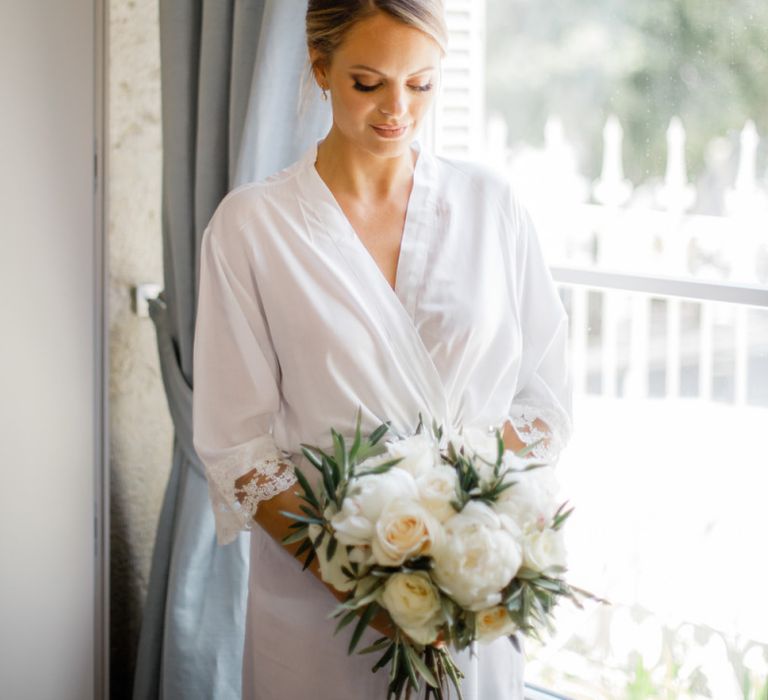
left=337, top=90, right=372, bottom=116
left=409, top=96, right=433, bottom=118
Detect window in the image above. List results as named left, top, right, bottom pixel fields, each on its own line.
left=433, top=2, right=768, bottom=697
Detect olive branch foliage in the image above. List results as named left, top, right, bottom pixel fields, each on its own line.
left=280, top=407, right=605, bottom=699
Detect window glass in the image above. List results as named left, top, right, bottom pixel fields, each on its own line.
left=485, top=0, right=768, bottom=288
left=524, top=286, right=768, bottom=699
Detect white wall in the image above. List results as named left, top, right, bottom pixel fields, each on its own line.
left=0, top=2, right=102, bottom=699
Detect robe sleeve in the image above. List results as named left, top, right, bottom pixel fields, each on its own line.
left=504, top=187, right=574, bottom=465
left=192, top=208, right=297, bottom=546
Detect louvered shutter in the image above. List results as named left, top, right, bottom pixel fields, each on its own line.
left=427, top=0, right=485, bottom=158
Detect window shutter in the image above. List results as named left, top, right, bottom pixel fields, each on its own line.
left=430, top=0, right=485, bottom=159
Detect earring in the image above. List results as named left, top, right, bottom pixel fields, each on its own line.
left=321, top=87, right=328, bottom=101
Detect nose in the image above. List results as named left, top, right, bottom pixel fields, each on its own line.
left=377, top=84, right=407, bottom=119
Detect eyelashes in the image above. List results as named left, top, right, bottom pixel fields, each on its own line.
left=352, top=79, right=433, bottom=93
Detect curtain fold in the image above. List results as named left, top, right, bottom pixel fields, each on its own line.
left=132, top=1, right=329, bottom=697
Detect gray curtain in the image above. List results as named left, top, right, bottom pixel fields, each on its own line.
left=131, top=1, right=329, bottom=698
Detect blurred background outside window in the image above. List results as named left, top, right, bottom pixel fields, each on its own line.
left=433, top=1, right=768, bottom=698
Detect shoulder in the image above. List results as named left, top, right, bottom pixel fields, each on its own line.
left=431, top=152, right=529, bottom=230
left=202, top=157, right=305, bottom=252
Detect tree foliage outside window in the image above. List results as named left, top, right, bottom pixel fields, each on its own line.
left=486, top=0, right=768, bottom=183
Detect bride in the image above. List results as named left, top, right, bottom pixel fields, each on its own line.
left=192, top=1, right=572, bottom=698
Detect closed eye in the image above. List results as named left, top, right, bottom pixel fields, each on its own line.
left=352, top=79, right=433, bottom=93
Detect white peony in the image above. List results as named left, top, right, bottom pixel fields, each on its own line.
left=475, top=605, right=519, bottom=643
left=330, top=468, right=419, bottom=546
left=380, top=572, right=442, bottom=645
left=416, top=464, right=460, bottom=522
left=382, top=432, right=439, bottom=479
left=307, top=523, right=361, bottom=592
left=522, top=527, right=567, bottom=573
left=494, top=465, right=559, bottom=531
left=371, top=499, right=444, bottom=566
left=432, top=501, right=522, bottom=611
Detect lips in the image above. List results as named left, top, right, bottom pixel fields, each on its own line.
left=371, top=124, right=408, bottom=137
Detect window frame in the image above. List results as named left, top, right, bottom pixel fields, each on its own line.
left=552, top=266, right=768, bottom=308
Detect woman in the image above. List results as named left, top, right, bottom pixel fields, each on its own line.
left=192, top=1, right=572, bottom=698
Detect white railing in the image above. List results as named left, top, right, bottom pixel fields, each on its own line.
left=486, top=114, right=768, bottom=405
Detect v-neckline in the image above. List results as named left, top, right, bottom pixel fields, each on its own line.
left=297, top=137, right=451, bottom=427
left=306, top=138, right=425, bottom=306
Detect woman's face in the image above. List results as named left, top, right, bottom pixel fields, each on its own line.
left=312, top=11, right=442, bottom=157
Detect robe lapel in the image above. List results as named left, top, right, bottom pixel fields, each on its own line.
left=297, top=139, right=450, bottom=429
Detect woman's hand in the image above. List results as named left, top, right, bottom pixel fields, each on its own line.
left=502, top=420, right=527, bottom=453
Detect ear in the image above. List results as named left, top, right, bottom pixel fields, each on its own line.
left=308, top=47, right=328, bottom=89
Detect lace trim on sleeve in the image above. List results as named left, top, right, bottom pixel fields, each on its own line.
left=508, top=404, right=572, bottom=465
left=205, top=434, right=298, bottom=546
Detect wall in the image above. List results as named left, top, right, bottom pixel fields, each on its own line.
left=0, top=1, right=100, bottom=698
left=108, top=0, right=171, bottom=696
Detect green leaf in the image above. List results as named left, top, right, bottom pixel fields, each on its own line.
left=348, top=603, right=379, bottom=655
left=520, top=460, right=548, bottom=472
left=514, top=438, right=545, bottom=459
left=405, top=644, right=438, bottom=688
left=349, top=406, right=363, bottom=463
left=334, top=607, right=358, bottom=635
left=301, top=548, right=316, bottom=571
left=321, top=457, right=337, bottom=503
left=299, top=504, right=321, bottom=519
left=368, top=421, right=391, bottom=446
left=515, top=566, right=540, bottom=580
left=441, top=648, right=465, bottom=700
left=358, top=636, right=390, bottom=655
left=357, top=456, right=404, bottom=476
left=293, top=467, right=320, bottom=509
left=552, top=503, right=575, bottom=530
left=400, top=640, right=419, bottom=690
left=371, top=640, right=396, bottom=672
left=299, top=444, right=324, bottom=471
left=388, top=640, right=401, bottom=684
left=281, top=529, right=309, bottom=546
left=278, top=510, right=323, bottom=526
left=326, top=535, right=338, bottom=562
left=332, top=429, right=348, bottom=480
left=294, top=537, right=312, bottom=558
left=533, top=577, right=562, bottom=593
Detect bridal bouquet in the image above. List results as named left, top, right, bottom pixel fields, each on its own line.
left=282, top=409, right=597, bottom=699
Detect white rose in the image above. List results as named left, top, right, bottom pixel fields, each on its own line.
left=330, top=468, right=418, bottom=546
left=383, top=432, right=439, bottom=478
left=475, top=605, right=518, bottom=643
left=416, top=464, right=460, bottom=522
left=371, top=499, right=444, bottom=566
left=380, top=572, right=442, bottom=645
left=307, top=523, right=361, bottom=592
left=522, top=527, right=567, bottom=573
left=494, top=465, right=559, bottom=531
left=432, top=501, right=522, bottom=611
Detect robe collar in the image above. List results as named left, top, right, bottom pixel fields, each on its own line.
left=294, top=137, right=451, bottom=430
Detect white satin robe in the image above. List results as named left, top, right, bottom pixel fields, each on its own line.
left=192, top=137, right=573, bottom=699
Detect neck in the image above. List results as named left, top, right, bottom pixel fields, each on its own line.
left=314, top=128, right=417, bottom=202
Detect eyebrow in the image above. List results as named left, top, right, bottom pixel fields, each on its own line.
left=348, top=64, right=435, bottom=77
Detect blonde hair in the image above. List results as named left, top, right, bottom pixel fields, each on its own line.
left=299, top=1, right=448, bottom=114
